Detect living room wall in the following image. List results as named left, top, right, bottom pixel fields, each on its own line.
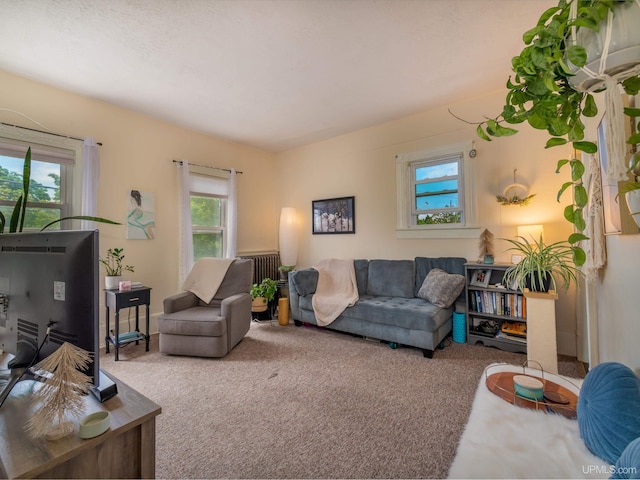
left=275, top=90, right=580, bottom=356
left=0, top=69, right=278, bottom=336
left=275, top=90, right=640, bottom=370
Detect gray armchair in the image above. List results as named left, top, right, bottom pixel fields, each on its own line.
left=158, top=258, right=252, bottom=358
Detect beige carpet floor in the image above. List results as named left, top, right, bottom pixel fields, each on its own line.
left=100, top=321, right=584, bottom=479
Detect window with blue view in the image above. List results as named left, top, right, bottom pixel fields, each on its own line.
left=412, top=156, right=463, bottom=225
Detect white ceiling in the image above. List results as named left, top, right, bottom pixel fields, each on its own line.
left=0, top=0, right=555, bottom=152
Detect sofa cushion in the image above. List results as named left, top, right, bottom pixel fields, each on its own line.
left=158, top=307, right=226, bottom=336
left=417, top=268, right=466, bottom=308
left=344, top=295, right=451, bottom=331
left=415, top=256, right=467, bottom=298
left=354, top=259, right=369, bottom=295
left=366, top=260, right=415, bottom=298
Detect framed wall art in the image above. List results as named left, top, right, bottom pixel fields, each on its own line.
left=127, top=189, right=156, bottom=239
left=312, top=196, right=355, bottom=234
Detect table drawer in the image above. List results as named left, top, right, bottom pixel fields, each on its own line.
left=106, top=287, right=151, bottom=309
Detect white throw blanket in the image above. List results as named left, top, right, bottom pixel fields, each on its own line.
left=182, top=257, right=234, bottom=304
left=448, top=363, right=611, bottom=479
left=312, top=258, right=359, bottom=326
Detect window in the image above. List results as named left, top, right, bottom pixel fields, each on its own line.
left=0, top=130, right=79, bottom=232
left=413, top=157, right=463, bottom=225
left=191, top=195, right=226, bottom=260
left=396, top=141, right=478, bottom=239
left=189, top=172, right=229, bottom=261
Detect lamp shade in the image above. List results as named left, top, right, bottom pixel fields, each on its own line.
left=517, top=224, right=544, bottom=244
left=279, top=207, right=298, bottom=267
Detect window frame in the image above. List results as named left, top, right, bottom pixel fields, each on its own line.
left=190, top=192, right=227, bottom=259
left=396, top=141, right=480, bottom=239
left=411, top=155, right=464, bottom=225
left=0, top=125, right=81, bottom=231
left=188, top=168, right=231, bottom=260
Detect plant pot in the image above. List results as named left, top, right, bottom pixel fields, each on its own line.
left=568, top=1, right=640, bottom=92
left=105, top=275, right=122, bottom=290
left=252, top=297, right=268, bottom=313
left=625, top=190, right=640, bottom=228
left=524, top=273, right=552, bottom=293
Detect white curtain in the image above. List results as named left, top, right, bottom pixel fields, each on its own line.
left=225, top=168, right=238, bottom=258
left=80, top=137, right=100, bottom=230
left=177, top=161, right=194, bottom=283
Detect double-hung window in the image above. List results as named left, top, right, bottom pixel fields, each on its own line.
left=189, top=172, right=228, bottom=260
left=0, top=129, right=79, bottom=232
left=396, top=141, right=478, bottom=238
left=413, top=156, right=463, bottom=225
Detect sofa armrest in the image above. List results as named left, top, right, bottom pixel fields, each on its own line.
left=163, top=291, right=199, bottom=314
left=289, top=268, right=319, bottom=296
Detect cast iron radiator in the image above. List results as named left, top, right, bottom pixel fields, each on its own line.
left=239, top=252, right=281, bottom=284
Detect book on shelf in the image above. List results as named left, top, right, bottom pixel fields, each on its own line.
left=469, top=290, right=527, bottom=319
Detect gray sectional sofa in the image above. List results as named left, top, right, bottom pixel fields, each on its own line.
left=288, top=257, right=466, bottom=358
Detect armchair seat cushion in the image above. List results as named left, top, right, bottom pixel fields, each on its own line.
left=159, top=307, right=226, bottom=337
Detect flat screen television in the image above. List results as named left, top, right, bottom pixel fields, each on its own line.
left=0, top=230, right=116, bottom=405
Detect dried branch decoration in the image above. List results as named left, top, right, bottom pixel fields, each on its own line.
left=478, top=228, right=495, bottom=260
left=26, top=342, right=91, bottom=439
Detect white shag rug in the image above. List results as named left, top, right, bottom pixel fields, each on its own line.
left=448, top=363, right=612, bottom=479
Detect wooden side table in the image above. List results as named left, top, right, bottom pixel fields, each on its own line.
left=105, top=286, right=151, bottom=361
left=0, top=362, right=161, bottom=479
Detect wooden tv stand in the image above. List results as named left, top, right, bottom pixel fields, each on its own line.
left=0, top=356, right=161, bottom=479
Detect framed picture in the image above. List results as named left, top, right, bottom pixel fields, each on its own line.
left=470, top=268, right=491, bottom=288
left=127, top=189, right=156, bottom=240
left=312, top=196, right=355, bottom=234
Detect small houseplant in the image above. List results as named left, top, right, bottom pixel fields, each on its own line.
left=100, top=247, right=134, bottom=289
left=278, top=265, right=295, bottom=281
left=250, top=278, right=278, bottom=312
left=502, top=235, right=580, bottom=293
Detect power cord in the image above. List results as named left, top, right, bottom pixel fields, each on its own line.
left=0, top=323, right=52, bottom=408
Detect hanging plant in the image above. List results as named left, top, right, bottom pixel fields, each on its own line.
left=496, top=192, right=537, bottom=206
left=464, top=0, right=640, bottom=266
left=496, top=169, right=537, bottom=206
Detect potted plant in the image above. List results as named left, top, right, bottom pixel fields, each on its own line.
left=100, top=247, right=134, bottom=289
left=502, top=235, right=581, bottom=293
left=467, top=0, right=640, bottom=266
left=618, top=119, right=640, bottom=227
left=250, top=278, right=278, bottom=313
left=278, top=265, right=295, bottom=281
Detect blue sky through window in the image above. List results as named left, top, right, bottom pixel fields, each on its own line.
left=415, top=162, right=458, bottom=181
left=0, top=154, right=59, bottom=194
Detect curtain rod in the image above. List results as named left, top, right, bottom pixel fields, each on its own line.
left=0, top=121, right=103, bottom=146
left=172, top=159, right=243, bottom=174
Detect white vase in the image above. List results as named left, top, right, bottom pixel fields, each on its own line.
left=568, top=1, right=640, bottom=92
left=625, top=190, right=640, bottom=228
left=105, top=275, right=122, bottom=290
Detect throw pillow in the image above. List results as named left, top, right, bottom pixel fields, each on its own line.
left=577, top=362, right=640, bottom=465
left=611, top=437, right=640, bottom=479
left=417, top=268, right=465, bottom=308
